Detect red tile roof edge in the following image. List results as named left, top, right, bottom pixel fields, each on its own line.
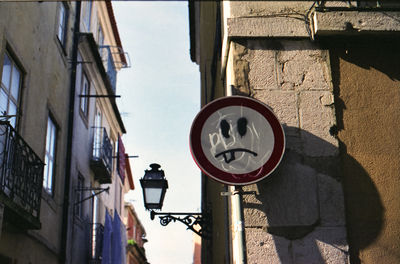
left=106, top=0, right=127, bottom=66
left=125, top=153, right=135, bottom=190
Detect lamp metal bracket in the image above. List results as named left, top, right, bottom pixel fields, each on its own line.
left=150, top=210, right=211, bottom=239
left=220, top=190, right=257, bottom=196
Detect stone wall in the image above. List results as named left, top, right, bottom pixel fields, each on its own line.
left=228, top=39, right=349, bottom=263
left=191, top=1, right=400, bottom=263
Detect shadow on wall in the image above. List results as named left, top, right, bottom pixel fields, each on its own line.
left=327, top=38, right=400, bottom=264
left=327, top=37, right=400, bottom=82
left=243, top=126, right=383, bottom=264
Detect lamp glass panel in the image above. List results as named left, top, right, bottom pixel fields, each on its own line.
left=144, top=187, right=163, bottom=204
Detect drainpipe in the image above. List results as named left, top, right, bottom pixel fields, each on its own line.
left=220, top=0, right=231, bottom=80
left=60, top=2, right=81, bottom=263
left=229, top=186, right=247, bottom=264
left=226, top=60, right=247, bottom=264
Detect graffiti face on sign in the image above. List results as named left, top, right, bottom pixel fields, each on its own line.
left=200, top=106, right=275, bottom=176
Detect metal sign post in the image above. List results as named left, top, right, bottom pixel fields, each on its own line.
left=190, top=96, right=286, bottom=263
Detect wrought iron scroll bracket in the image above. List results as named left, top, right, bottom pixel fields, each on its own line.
left=150, top=210, right=211, bottom=239
left=220, top=190, right=257, bottom=196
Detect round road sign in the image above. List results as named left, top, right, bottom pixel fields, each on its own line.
left=190, top=96, right=285, bottom=185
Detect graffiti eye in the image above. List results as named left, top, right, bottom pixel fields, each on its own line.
left=220, top=119, right=230, bottom=138
left=237, top=117, right=247, bottom=137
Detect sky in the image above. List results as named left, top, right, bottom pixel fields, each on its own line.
left=113, top=2, right=202, bottom=263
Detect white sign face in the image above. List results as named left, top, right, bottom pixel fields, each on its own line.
left=200, top=106, right=274, bottom=174
left=190, top=96, right=285, bottom=185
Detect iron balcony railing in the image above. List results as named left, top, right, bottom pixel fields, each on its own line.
left=89, top=223, right=104, bottom=264
left=91, top=127, right=112, bottom=184
left=0, top=121, right=44, bottom=229
left=99, top=46, right=117, bottom=94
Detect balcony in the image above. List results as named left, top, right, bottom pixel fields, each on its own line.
left=91, top=127, right=112, bottom=184
left=99, top=46, right=117, bottom=94
left=0, top=121, right=44, bottom=229
left=89, top=223, right=104, bottom=264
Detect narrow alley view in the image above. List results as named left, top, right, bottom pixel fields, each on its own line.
left=1, top=1, right=400, bottom=264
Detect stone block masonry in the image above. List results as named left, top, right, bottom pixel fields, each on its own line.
left=228, top=39, right=348, bottom=263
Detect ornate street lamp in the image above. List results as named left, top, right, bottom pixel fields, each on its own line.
left=140, top=163, right=168, bottom=210
left=140, top=164, right=210, bottom=239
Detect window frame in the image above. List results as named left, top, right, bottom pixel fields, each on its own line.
left=43, top=115, right=58, bottom=195
left=0, top=49, right=23, bottom=129
left=112, top=139, right=116, bottom=173
left=97, top=23, right=104, bottom=47
left=79, top=71, right=90, bottom=119
left=82, top=1, right=93, bottom=32
left=114, top=179, right=122, bottom=215
left=92, top=191, right=99, bottom=224
left=93, top=107, right=102, bottom=159
left=56, top=2, right=69, bottom=48
left=97, top=23, right=105, bottom=59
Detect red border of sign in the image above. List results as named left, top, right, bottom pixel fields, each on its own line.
left=190, top=96, right=285, bottom=185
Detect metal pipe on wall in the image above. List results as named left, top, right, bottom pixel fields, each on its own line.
left=226, top=65, right=247, bottom=264
left=230, top=185, right=247, bottom=264
left=60, top=2, right=81, bottom=263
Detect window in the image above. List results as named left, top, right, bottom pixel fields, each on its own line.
left=80, top=72, right=90, bottom=117
left=133, top=224, right=137, bottom=242
left=112, top=140, right=116, bottom=172
left=75, top=174, right=84, bottom=218
left=97, top=24, right=105, bottom=59
left=115, top=181, right=122, bottom=215
left=1, top=51, right=22, bottom=128
left=97, top=24, right=104, bottom=47
left=93, top=108, right=102, bottom=158
left=57, top=2, right=68, bottom=47
left=82, top=1, right=92, bottom=32
left=92, top=192, right=99, bottom=223
left=43, top=116, right=57, bottom=194
left=91, top=194, right=100, bottom=259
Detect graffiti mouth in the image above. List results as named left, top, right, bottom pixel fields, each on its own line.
left=215, top=148, right=258, bottom=164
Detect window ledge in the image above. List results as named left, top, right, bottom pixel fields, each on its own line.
left=41, top=189, right=57, bottom=213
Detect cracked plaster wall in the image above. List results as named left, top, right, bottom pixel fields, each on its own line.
left=228, top=39, right=348, bottom=263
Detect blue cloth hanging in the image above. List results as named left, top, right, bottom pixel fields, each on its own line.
left=111, top=211, right=122, bottom=264
left=102, top=210, right=113, bottom=264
